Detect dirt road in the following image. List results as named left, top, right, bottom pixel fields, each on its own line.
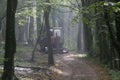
left=13, top=51, right=111, bottom=80
left=54, top=52, right=111, bottom=80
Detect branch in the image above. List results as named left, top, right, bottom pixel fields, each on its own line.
left=69, top=0, right=79, bottom=9
left=76, top=0, right=81, bottom=8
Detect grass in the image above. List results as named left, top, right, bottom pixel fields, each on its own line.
left=16, top=46, right=31, bottom=53
left=109, top=70, right=120, bottom=80
left=85, top=54, right=120, bottom=80
left=15, top=46, right=49, bottom=67
left=15, top=61, right=32, bottom=67
left=83, top=53, right=110, bottom=79
left=0, top=46, right=51, bottom=80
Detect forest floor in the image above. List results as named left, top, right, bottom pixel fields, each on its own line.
left=54, top=52, right=111, bottom=80
left=0, top=47, right=111, bottom=80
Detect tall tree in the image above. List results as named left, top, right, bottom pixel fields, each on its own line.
left=80, top=0, right=93, bottom=52
left=44, top=0, right=54, bottom=65
left=102, top=0, right=120, bottom=69
left=114, top=0, right=120, bottom=70
left=1, top=0, right=18, bottom=80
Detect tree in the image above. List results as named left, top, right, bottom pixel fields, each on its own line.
left=100, top=1, right=120, bottom=70
left=86, top=0, right=120, bottom=70
left=1, top=0, right=18, bottom=80
left=44, top=0, right=54, bottom=66
left=114, top=0, right=120, bottom=70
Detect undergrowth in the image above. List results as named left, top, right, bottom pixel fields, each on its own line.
left=16, top=46, right=31, bottom=53
left=85, top=53, right=120, bottom=80
left=109, top=70, right=120, bottom=80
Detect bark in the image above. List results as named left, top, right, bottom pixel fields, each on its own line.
left=31, top=37, right=40, bottom=61
left=115, top=12, right=120, bottom=70
left=80, top=0, right=93, bottom=52
left=77, top=25, right=81, bottom=52
left=1, top=0, right=18, bottom=80
left=18, top=26, right=24, bottom=44
left=28, top=16, right=34, bottom=45
left=44, top=0, right=54, bottom=66
left=113, top=0, right=120, bottom=68
left=83, top=23, right=93, bottom=52
left=104, top=7, right=120, bottom=69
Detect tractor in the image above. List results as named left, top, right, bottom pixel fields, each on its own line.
left=40, top=27, right=68, bottom=53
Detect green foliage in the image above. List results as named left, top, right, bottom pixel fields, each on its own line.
left=72, top=1, right=120, bottom=26
left=95, top=1, right=120, bottom=16
left=71, top=2, right=97, bottom=27
left=15, top=61, right=32, bottom=67
left=109, top=70, right=120, bottom=80
left=16, top=46, right=30, bottom=53
left=0, top=42, right=4, bottom=64
left=0, top=42, right=4, bottom=54
left=0, top=55, right=4, bottom=64
left=64, top=38, right=77, bottom=51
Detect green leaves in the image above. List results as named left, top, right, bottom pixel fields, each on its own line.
left=109, top=70, right=120, bottom=80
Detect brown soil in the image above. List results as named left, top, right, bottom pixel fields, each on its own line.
left=54, top=51, right=111, bottom=80
left=12, top=50, right=111, bottom=80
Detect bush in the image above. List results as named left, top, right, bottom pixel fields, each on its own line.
left=109, top=70, right=120, bottom=80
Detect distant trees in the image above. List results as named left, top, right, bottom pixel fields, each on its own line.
left=1, top=0, right=18, bottom=80
left=15, top=0, right=37, bottom=46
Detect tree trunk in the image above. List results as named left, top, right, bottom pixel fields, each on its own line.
left=44, top=0, right=54, bottom=66
left=28, top=16, right=34, bottom=46
left=104, top=6, right=120, bottom=69
left=1, top=0, right=17, bottom=80
left=31, top=37, right=40, bottom=61
left=115, top=12, right=120, bottom=70
left=81, top=0, right=93, bottom=53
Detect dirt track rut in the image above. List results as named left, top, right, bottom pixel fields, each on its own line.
left=55, top=52, right=110, bottom=80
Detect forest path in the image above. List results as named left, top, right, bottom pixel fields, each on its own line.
left=54, top=52, right=111, bottom=80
